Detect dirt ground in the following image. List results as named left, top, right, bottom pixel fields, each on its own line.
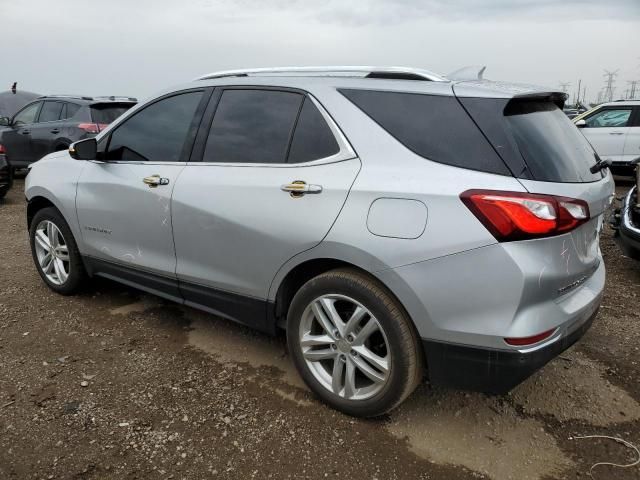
left=1, top=177, right=639, bottom=480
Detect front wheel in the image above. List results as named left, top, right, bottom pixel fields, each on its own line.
left=29, top=207, right=87, bottom=295
left=287, top=268, right=423, bottom=417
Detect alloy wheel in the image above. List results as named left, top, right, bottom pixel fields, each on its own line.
left=34, top=220, right=70, bottom=285
left=299, top=294, right=391, bottom=401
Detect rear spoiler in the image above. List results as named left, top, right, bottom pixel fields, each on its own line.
left=92, top=96, right=137, bottom=103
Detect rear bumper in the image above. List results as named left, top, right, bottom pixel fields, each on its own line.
left=423, top=305, right=599, bottom=394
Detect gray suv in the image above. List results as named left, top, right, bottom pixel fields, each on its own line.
left=25, top=67, right=614, bottom=417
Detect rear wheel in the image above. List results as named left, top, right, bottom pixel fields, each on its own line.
left=29, top=207, right=87, bottom=295
left=287, top=268, right=423, bottom=417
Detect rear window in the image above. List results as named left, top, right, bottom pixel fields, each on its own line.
left=91, top=103, right=134, bottom=124
left=503, top=100, right=602, bottom=183
left=459, top=97, right=603, bottom=183
left=339, top=89, right=509, bottom=175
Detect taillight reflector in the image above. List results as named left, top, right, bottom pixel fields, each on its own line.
left=505, top=328, right=557, bottom=346
left=78, top=123, right=109, bottom=134
left=460, top=189, right=590, bottom=241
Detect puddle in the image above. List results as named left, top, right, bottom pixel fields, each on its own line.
left=109, top=297, right=162, bottom=316
left=184, top=309, right=307, bottom=391
left=388, top=387, right=573, bottom=480
left=511, top=350, right=640, bottom=426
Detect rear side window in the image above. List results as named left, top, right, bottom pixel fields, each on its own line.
left=203, top=89, right=302, bottom=164
left=106, top=91, right=203, bottom=162
left=339, top=89, right=509, bottom=175
left=91, top=104, right=133, bottom=124
left=64, top=103, right=80, bottom=119
left=503, top=101, right=602, bottom=183
left=38, top=101, right=64, bottom=123
left=288, top=98, right=340, bottom=163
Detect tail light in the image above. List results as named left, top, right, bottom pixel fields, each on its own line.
left=505, top=328, right=557, bottom=346
left=77, top=123, right=109, bottom=134
left=461, top=189, right=589, bottom=241
left=0, top=144, right=5, bottom=154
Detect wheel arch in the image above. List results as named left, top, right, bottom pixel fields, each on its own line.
left=27, top=195, right=59, bottom=230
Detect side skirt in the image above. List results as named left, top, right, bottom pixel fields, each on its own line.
left=84, top=256, right=276, bottom=334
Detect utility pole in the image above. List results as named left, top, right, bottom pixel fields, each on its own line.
left=628, top=80, right=639, bottom=100
left=575, top=79, right=582, bottom=105
left=602, top=69, right=619, bottom=102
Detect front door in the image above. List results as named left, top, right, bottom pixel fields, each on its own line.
left=172, top=88, right=360, bottom=330
left=75, top=89, right=208, bottom=292
left=580, top=106, right=633, bottom=163
left=2, top=101, right=42, bottom=166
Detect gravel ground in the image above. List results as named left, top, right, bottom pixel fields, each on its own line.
left=1, top=178, right=639, bottom=480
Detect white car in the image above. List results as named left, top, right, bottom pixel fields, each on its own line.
left=574, top=100, right=640, bottom=173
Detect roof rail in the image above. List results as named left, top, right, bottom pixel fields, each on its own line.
left=93, top=96, right=138, bottom=102
left=38, top=94, right=94, bottom=101
left=195, top=66, right=447, bottom=82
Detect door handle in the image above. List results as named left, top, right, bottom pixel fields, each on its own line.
left=143, top=174, right=170, bottom=187
left=609, top=131, right=625, bottom=135
left=50, top=129, right=60, bottom=134
left=281, top=180, right=323, bottom=197
left=21, top=129, right=30, bottom=135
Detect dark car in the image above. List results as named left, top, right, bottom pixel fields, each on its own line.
left=614, top=158, right=640, bottom=260
left=0, top=146, right=12, bottom=199
left=0, top=95, right=136, bottom=169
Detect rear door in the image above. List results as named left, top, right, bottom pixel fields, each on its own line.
left=622, top=107, right=640, bottom=163
left=172, top=88, right=359, bottom=329
left=2, top=101, right=42, bottom=166
left=76, top=89, right=209, bottom=291
left=30, top=100, right=65, bottom=160
left=579, top=106, right=633, bottom=163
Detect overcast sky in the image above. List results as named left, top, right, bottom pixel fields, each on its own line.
left=1, top=0, right=638, bottom=104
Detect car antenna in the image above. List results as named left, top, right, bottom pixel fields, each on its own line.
left=11, top=82, right=17, bottom=94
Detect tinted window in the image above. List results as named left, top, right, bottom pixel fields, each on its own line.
left=504, top=101, right=601, bottom=182
left=584, top=108, right=631, bottom=128
left=38, top=101, right=64, bottom=123
left=340, top=89, right=509, bottom=175
left=64, top=103, right=80, bottom=119
left=91, top=104, right=133, bottom=124
left=106, top=91, right=203, bottom=162
left=203, top=89, right=302, bottom=164
left=288, top=98, right=339, bottom=163
left=13, top=102, right=41, bottom=125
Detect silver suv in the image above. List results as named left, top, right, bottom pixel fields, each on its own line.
left=25, top=67, right=614, bottom=417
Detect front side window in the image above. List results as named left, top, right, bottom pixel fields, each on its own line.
left=13, top=102, right=41, bottom=126
left=203, top=89, right=303, bottom=164
left=584, top=108, right=632, bottom=128
left=38, top=101, right=64, bottom=123
left=105, top=91, right=203, bottom=162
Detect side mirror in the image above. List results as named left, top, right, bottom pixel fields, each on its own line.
left=575, top=119, right=587, bottom=128
left=69, top=138, right=97, bottom=160
left=0, top=117, right=10, bottom=127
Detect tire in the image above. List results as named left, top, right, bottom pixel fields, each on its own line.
left=287, top=268, right=423, bottom=417
left=29, top=207, right=87, bottom=295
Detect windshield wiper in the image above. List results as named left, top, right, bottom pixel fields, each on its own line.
left=590, top=159, right=612, bottom=174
